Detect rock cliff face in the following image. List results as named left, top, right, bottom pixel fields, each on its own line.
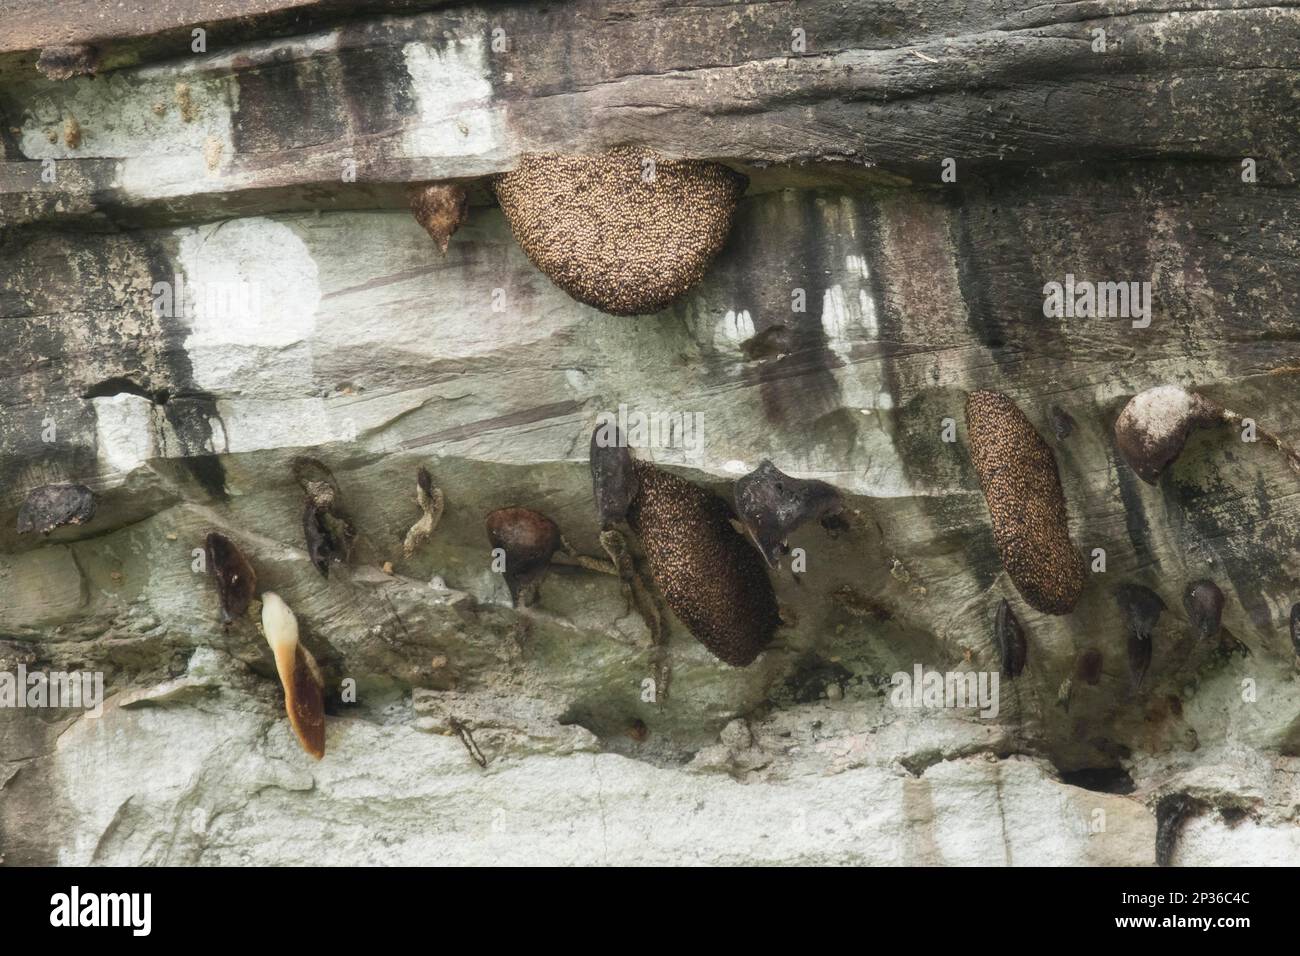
left=1, top=0, right=1298, bottom=866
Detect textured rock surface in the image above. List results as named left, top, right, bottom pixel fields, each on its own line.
left=1, top=0, right=1299, bottom=866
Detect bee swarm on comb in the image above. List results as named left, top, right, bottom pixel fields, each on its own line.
left=965, top=390, right=1085, bottom=615
left=627, top=460, right=780, bottom=667
left=491, top=147, right=747, bottom=316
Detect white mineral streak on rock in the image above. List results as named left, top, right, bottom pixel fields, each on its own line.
left=47, top=690, right=1165, bottom=865
left=178, top=218, right=320, bottom=395
left=91, top=394, right=155, bottom=474
left=403, top=37, right=506, bottom=159
left=1175, top=815, right=1300, bottom=866
left=822, top=284, right=853, bottom=360
left=821, top=236, right=904, bottom=492
left=214, top=399, right=355, bottom=453
left=821, top=281, right=882, bottom=396
left=718, top=308, right=755, bottom=347
left=845, top=253, right=880, bottom=337
left=20, top=69, right=236, bottom=166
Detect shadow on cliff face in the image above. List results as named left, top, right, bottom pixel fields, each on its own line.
left=674, top=190, right=862, bottom=465
left=0, top=226, right=228, bottom=510
left=1162, top=429, right=1300, bottom=636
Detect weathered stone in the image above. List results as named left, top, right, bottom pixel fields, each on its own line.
left=0, top=0, right=1297, bottom=867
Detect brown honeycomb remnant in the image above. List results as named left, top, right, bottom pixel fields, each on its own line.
left=16, top=482, right=95, bottom=535
left=1182, top=579, right=1224, bottom=640
left=174, top=82, right=198, bottom=122
left=733, top=459, right=844, bottom=568
left=626, top=460, right=779, bottom=667
left=966, top=390, right=1085, bottom=615
left=590, top=423, right=638, bottom=528
left=63, top=115, right=81, bottom=149
left=1290, top=603, right=1300, bottom=658
left=205, top=531, right=257, bottom=625
left=1115, top=582, right=1164, bottom=690
left=293, top=457, right=356, bottom=577
left=408, top=183, right=468, bottom=254
left=491, top=147, right=748, bottom=316
left=1075, top=648, right=1104, bottom=685
left=485, top=507, right=562, bottom=606
left=402, top=466, right=444, bottom=558
left=36, top=45, right=100, bottom=81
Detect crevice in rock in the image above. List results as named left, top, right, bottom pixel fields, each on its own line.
left=899, top=743, right=1018, bottom=778
left=777, top=654, right=855, bottom=706
left=82, top=376, right=169, bottom=405
left=1154, top=792, right=1201, bottom=867
left=1058, top=766, right=1137, bottom=795
left=557, top=702, right=699, bottom=768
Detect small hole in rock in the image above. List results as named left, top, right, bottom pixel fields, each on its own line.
left=1059, top=767, right=1136, bottom=795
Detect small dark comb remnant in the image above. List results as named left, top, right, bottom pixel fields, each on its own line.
left=1182, top=579, right=1225, bottom=640
left=205, top=532, right=257, bottom=625
left=590, top=423, right=639, bottom=528
left=965, top=390, right=1085, bottom=615
left=733, top=460, right=845, bottom=568
left=1075, top=648, right=1104, bottom=685
left=1050, top=405, right=1076, bottom=440
left=995, top=599, right=1028, bottom=678
left=1154, top=793, right=1196, bottom=867
left=402, top=466, right=444, bottom=558
left=302, top=503, right=331, bottom=574
left=627, top=460, right=780, bottom=667
left=409, top=183, right=468, bottom=254
left=740, top=324, right=796, bottom=361
left=1116, top=583, right=1165, bottom=689
left=491, top=147, right=748, bottom=316
left=1126, top=630, right=1153, bottom=691
left=16, top=483, right=96, bottom=535
left=36, top=44, right=100, bottom=80
left=292, top=457, right=356, bottom=577
left=485, top=507, right=563, bottom=606
left=1116, top=583, right=1165, bottom=640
